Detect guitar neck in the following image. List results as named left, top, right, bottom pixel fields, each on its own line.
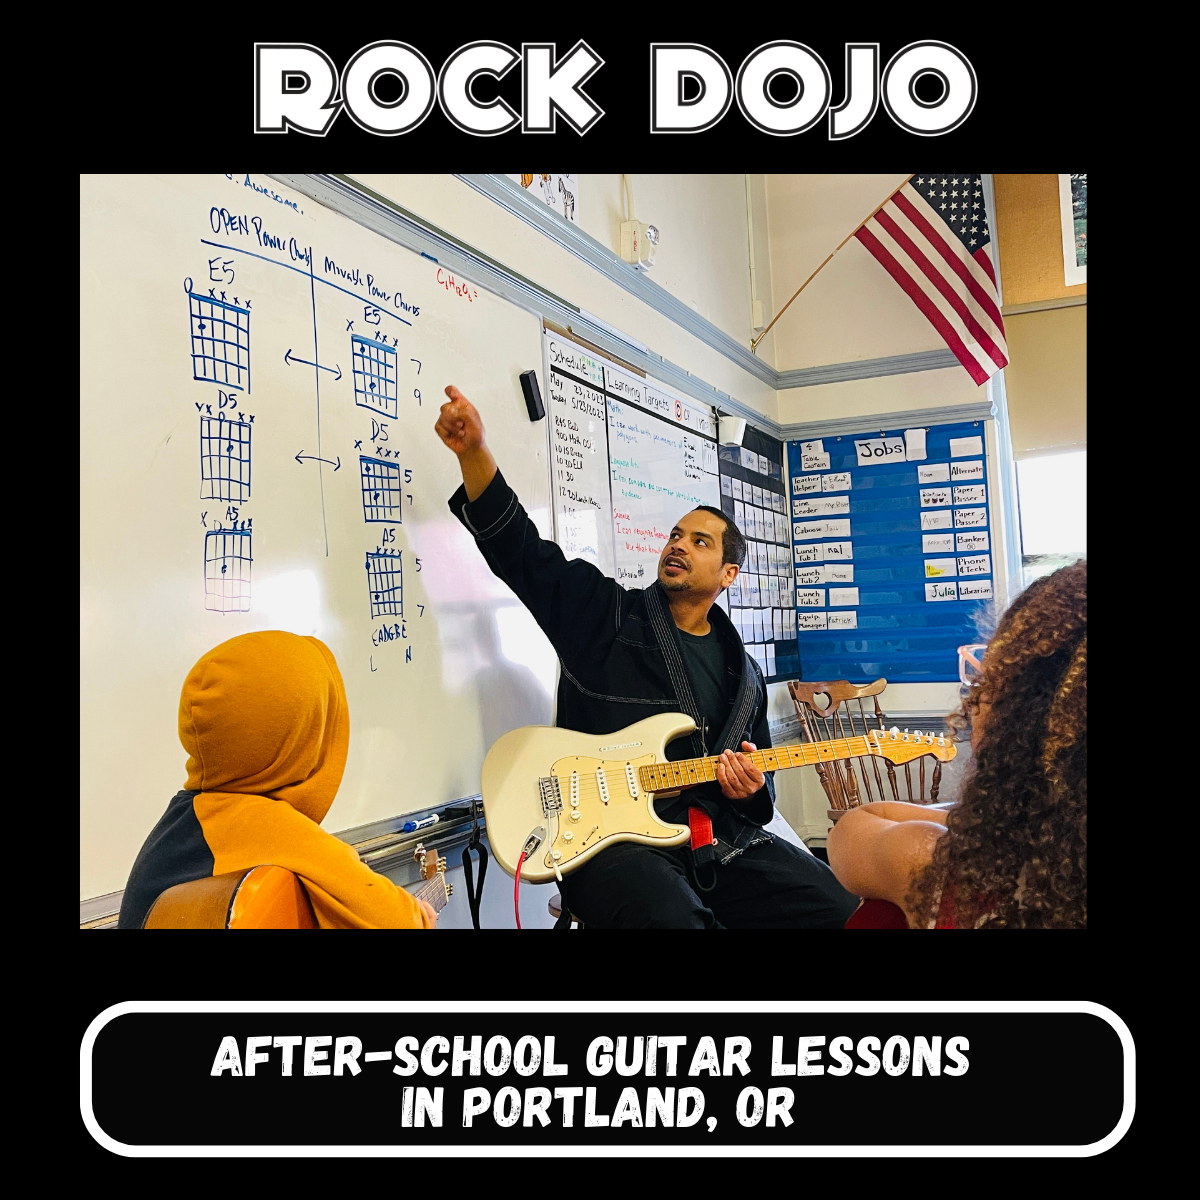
left=639, top=736, right=874, bottom=793
left=414, top=874, right=449, bottom=914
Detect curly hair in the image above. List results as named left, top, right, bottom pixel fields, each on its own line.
left=908, top=560, right=1087, bottom=928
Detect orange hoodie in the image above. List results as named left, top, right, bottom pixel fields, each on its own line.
left=167, top=630, right=429, bottom=928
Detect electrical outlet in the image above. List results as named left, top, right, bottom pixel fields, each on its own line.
left=620, top=219, right=659, bottom=270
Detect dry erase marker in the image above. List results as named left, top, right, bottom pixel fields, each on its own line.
left=402, top=814, right=440, bottom=833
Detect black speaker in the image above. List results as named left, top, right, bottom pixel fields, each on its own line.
left=519, top=370, right=545, bottom=422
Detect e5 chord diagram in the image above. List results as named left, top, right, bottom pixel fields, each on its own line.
left=366, top=549, right=403, bottom=618
left=352, top=334, right=397, bottom=419
left=200, top=415, right=252, bottom=502
left=205, top=528, right=252, bottom=613
left=188, top=290, right=250, bottom=392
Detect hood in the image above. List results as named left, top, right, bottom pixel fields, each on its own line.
left=179, top=631, right=349, bottom=825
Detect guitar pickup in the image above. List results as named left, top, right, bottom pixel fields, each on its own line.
left=538, top=775, right=563, bottom=813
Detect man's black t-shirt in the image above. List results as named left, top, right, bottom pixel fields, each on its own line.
left=678, top=624, right=732, bottom=755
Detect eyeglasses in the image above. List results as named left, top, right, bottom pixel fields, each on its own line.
left=957, top=643, right=988, bottom=687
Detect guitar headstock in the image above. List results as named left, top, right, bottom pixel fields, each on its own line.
left=870, top=727, right=957, bottom=764
left=413, top=844, right=453, bottom=907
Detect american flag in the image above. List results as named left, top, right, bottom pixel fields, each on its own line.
left=855, top=174, right=1007, bottom=385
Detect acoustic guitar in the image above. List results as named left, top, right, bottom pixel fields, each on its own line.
left=481, top=712, right=955, bottom=884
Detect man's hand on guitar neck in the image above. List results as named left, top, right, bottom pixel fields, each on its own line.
left=716, top=741, right=765, bottom=801
left=436, top=386, right=499, bottom=502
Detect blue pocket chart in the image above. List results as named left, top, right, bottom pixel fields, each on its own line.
left=786, top=420, right=994, bottom=684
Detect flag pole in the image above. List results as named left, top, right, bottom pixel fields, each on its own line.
left=750, top=174, right=916, bottom=355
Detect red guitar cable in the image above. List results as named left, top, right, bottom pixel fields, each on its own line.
left=514, top=851, right=526, bottom=930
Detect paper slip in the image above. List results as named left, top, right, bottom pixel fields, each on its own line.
left=954, top=507, right=988, bottom=528
left=920, top=487, right=952, bottom=508
left=781, top=579, right=794, bottom=608
left=794, top=520, right=825, bottom=540
left=925, top=581, right=958, bottom=602
left=754, top=611, right=766, bottom=642
left=773, top=610, right=784, bottom=640
left=796, top=588, right=825, bottom=608
left=959, top=579, right=994, bottom=600
left=820, top=496, right=850, bottom=515
left=828, top=586, right=860, bottom=607
left=924, top=557, right=957, bottom=579
left=793, top=496, right=849, bottom=517
left=950, top=460, right=985, bottom=482
left=823, top=541, right=853, bottom=560
left=918, top=463, right=951, bottom=484
left=904, top=428, right=927, bottom=461
left=720, top=475, right=732, bottom=496
left=827, top=611, right=858, bottom=630
left=773, top=493, right=785, bottom=513
left=766, top=644, right=776, bottom=675
left=748, top=576, right=761, bottom=606
left=824, top=563, right=854, bottom=583
left=823, top=520, right=852, bottom=537
left=728, top=581, right=742, bottom=606
left=758, top=454, right=769, bottom=475
left=732, top=477, right=744, bottom=500
left=822, top=472, right=853, bottom=493
left=854, top=436, right=907, bottom=466
left=795, top=566, right=822, bottom=586
left=734, top=500, right=746, bottom=525
left=752, top=485, right=764, bottom=507
left=950, top=435, right=984, bottom=458
left=795, top=544, right=823, bottom=564
left=801, top=440, right=824, bottom=456
left=797, top=611, right=828, bottom=630
left=957, top=554, right=991, bottom=577
left=953, top=484, right=986, bottom=505
left=956, top=531, right=989, bottom=552
left=775, top=513, right=788, bottom=543
left=923, top=533, right=954, bottom=553
left=740, top=448, right=758, bottom=471
left=920, top=510, right=953, bottom=531
left=768, top=576, right=781, bottom=606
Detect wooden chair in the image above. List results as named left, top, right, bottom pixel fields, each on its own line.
left=787, top=678, right=943, bottom=824
left=143, top=866, right=318, bottom=929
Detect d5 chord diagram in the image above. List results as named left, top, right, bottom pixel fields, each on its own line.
left=189, top=290, right=250, bottom=392
left=366, top=549, right=403, bottom=618
left=205, top=528, right=252, bottom=613
left=200, top=415, right=252, bottom=502
left=359, top=455, right=402, bottom=523
left=352, top=334, right=397, bottom=419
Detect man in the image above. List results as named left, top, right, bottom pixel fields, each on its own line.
left=437, top=386, right=857, bottom=929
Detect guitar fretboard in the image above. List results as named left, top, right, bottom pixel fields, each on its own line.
left=414, top=874, right=449, bottom=913
left=638, top=736, right=874, bottom=793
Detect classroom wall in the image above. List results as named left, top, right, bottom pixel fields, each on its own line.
left=1002, top=305, right=1087, bottom=458
left=356, top=174, right=778, bottom=419
left=776, top=365, right=983, bottom=427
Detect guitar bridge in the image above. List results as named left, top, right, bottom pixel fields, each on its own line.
left=538, top=775, right=563, bottom=813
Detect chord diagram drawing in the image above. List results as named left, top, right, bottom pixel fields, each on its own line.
left=366, top=550, right=403, bottom=618
left=189, top=291, right=250, bottom=392
left=352, top=334, right=397, bottom=418
left=205, top=528, right=252, bottom=613
left=359, top=455, right=402, bottom=523
left=200, top=415, right=252, bottom=502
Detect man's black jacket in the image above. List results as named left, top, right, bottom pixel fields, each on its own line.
left=450, top=470, right=776, bottom=831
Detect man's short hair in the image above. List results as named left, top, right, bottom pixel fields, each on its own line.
left=692, top=505, right=747, bottom=568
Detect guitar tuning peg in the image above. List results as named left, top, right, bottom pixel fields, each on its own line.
left=889, top=726, right=899, bottom=739
left=446, top=883, right=453, bottom=896
left=913, top=729, right=923, bottom=739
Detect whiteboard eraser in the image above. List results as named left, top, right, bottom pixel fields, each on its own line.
left=519, top=370, right=545, bottom=422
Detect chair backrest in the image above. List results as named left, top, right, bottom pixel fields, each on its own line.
left=787, top=678, right=943, bottom=810
left=143, top=866, right=318, bottom=929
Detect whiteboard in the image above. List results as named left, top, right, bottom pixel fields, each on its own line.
left=543, top=330, right=721, bottom=587
left=80, top=174, right=558, bottom=898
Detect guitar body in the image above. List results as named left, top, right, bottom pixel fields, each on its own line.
left=482, top=712, right=696, bottom=884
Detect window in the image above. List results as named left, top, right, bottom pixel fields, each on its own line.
left=1016, top=450, right=1087, bottom=586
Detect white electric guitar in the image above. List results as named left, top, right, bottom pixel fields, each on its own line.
left=481, top=713, right=956, bottom=884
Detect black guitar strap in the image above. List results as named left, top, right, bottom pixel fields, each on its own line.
left=460, top=795, right=488, bottom=930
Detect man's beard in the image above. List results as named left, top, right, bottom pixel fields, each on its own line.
left=659, top=573, right=691, bottom=592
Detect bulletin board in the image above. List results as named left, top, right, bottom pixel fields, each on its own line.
left=719, top=425, right=799, bottom=683
left=786, top=420, right=994, bottom=684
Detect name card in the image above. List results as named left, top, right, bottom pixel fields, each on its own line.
left=950, top=435, right=984, bottom=458
left=923, top=534, right=954, bottom=553
left=950, top=460, right=985, bottom=482
left=793, top=496, right=850, bottom=517
left=954, top=507, right=988, bottom=529
left=828, top=586, right=860, bottom=607
left=740, top=448, right=758, bottom=471
left=796, top=588, right=825, bottom=608
left=918, top=463, right=951, bottom=484
left=720, top=475, right=732, bottom=496
left=822, top=519, right=852, bottom=537
left=924, top=557, right=957, bottom=578
left=794, top=544, right=823, bottom=563
left=920, top=487, right=952, bottom=508
left=795, top=565, right=822, bottom=587
left=955, top=531, right=989, bottom=552
left=925, top=581, right=959, bottom=602
left=957, top=554, right=991, bottom=577
left=823, top=541, right=853, bottom=560
left=799, top=440, right=830, bottom=471
left=959, top=579, right=994, bottom=600
left=797, top=611, right=828, bottom=630
left=953, top=484, right=986, bottom=504
left=920, top=510, right=953, bottom=530
left=822, top=472, right=853, bottom=492
left=904, top=427, right=927, bottom=461
left=854, top=436, right=907, bottom=466
left=827, top=611, right=858, bottom=629
left=824, top=563, right=854, bottom=583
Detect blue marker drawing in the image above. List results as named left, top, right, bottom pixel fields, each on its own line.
left=366, top=549, right=403, bottom=618
left=351, top=334, right=397, bottom=419
left=360, top=455, right=402, bottom=523
left=205, top=527, right=252, bottom=613
left=188, top=289, right=250, bottom=392
left=200, top=414, right=251, bottom=501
